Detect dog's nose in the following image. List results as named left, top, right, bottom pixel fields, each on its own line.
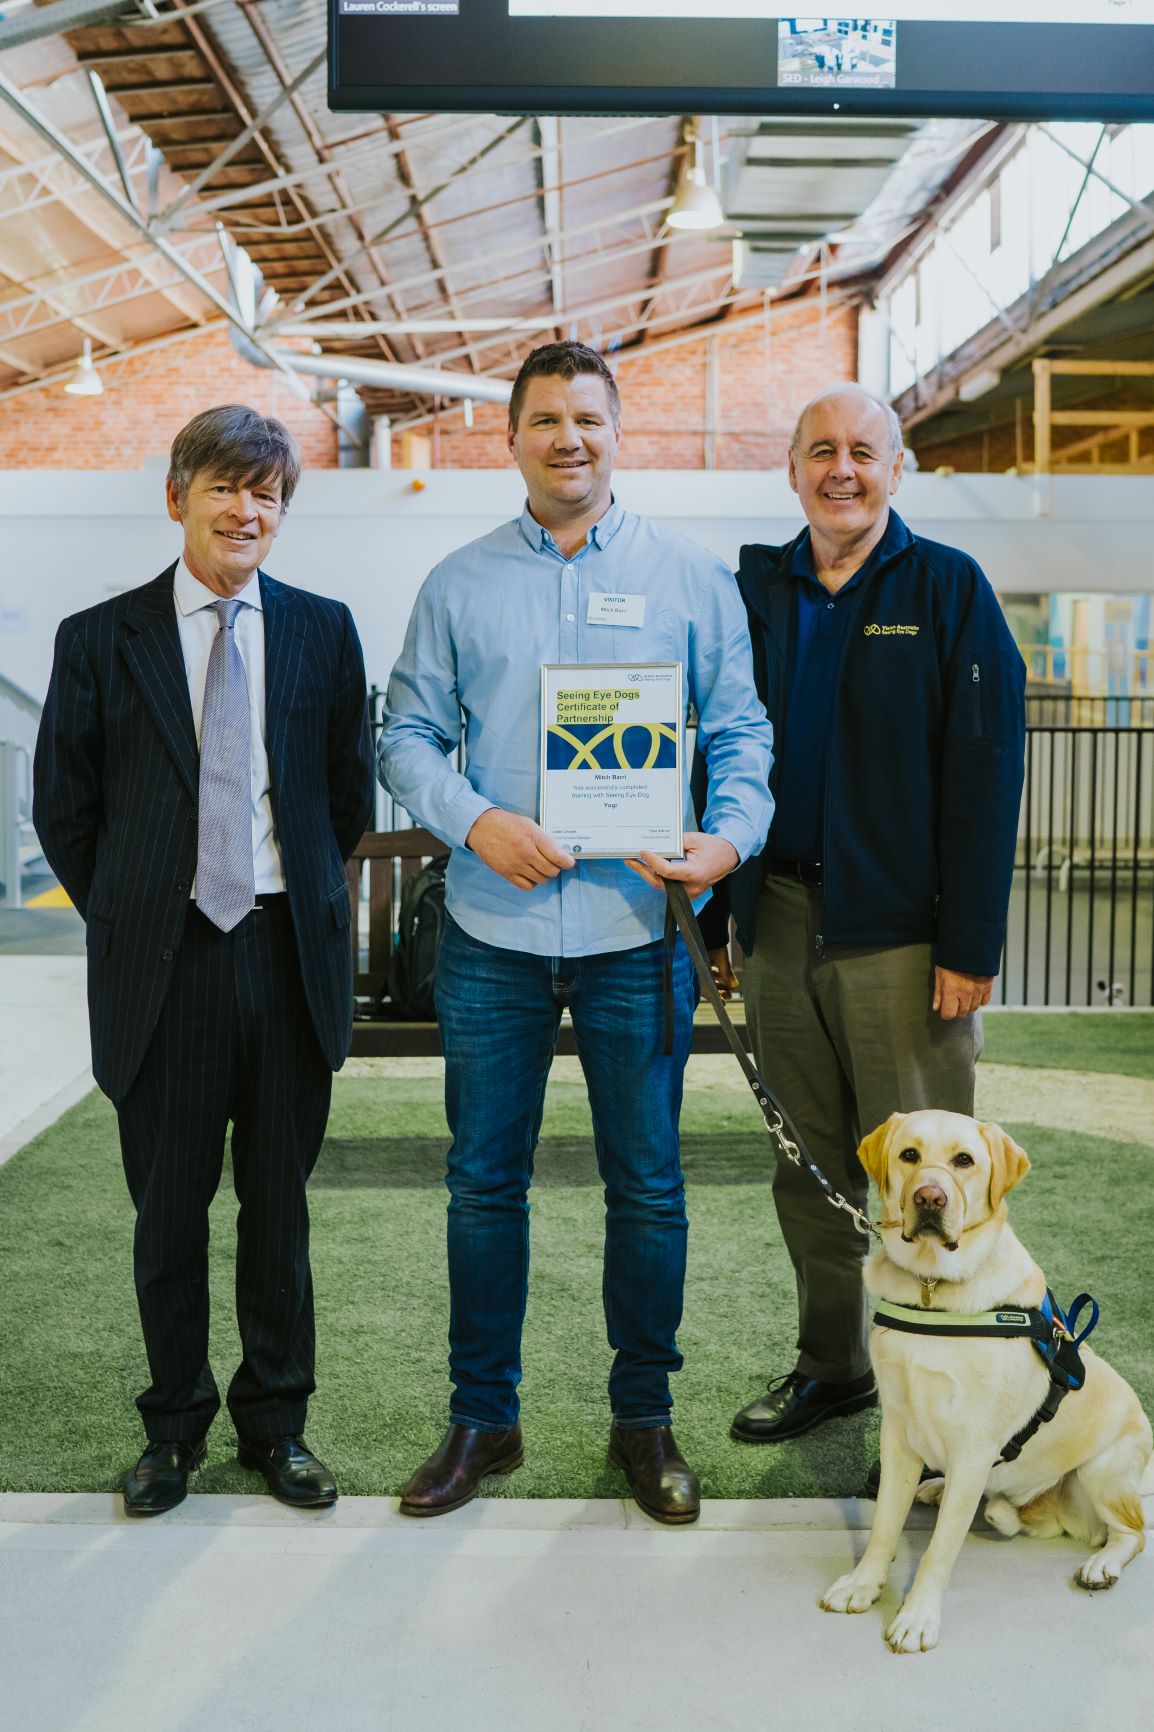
left=913, top=1183, right=948, bottom=1213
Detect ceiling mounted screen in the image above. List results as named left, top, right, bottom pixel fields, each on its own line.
left=329, top=2, right=1154, bottom=120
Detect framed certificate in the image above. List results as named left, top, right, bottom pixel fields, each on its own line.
left=540, top=662, right=683, bottom=859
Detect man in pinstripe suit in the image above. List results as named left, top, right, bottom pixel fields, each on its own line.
left=34, top=406, right=374, bottom=1515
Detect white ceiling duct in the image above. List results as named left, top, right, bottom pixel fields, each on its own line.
left=268, top=348, right=512, bottom=405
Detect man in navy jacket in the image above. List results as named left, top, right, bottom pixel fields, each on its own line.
left=706, top=385, right=1025, bottom=1446
left=35, top=407, right=374, bottom=1514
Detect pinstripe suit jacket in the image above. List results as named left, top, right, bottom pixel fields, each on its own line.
left=34, top=564, right=375, bottom=1103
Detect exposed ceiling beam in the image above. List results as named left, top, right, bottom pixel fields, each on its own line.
left=232, top=0, right=407, bottom=354
left=274, top=318, right=564, bottom=338
left=275, top=195, right=677, bottom=331
left=637, top=115, right=692, bottom=346
left=162, top=0, right=393, bottom=358
left=0, top=64, right=307, bottom=394
left=285, top=117, right=526, bottom=317
left=154, top=45, right=327, bottom=232
left=0, top=237, right=224, bottom=348
left=0, top=0, right=140, bottom=52
left=311, top=261, right=742, bottom=377
left=897, top=230, right=1154, bottom=431
left=536, top=116, right=564, bottom=318
left=0, top=112, right=206, bottom=329
left=381, top=112, right=481, bottom=371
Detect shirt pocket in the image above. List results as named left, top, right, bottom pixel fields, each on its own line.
left=616, top=606, right=682, bottom=663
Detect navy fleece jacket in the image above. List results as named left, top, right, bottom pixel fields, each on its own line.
left=702, top=510, right=1026, bottom=977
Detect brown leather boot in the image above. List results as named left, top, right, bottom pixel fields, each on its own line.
left=608, top=1423, right=700, bottom=1525
left=399, top=1423, right=523, bottom=1517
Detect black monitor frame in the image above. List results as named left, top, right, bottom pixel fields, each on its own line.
left=328, top=4, right=1154, bottom=122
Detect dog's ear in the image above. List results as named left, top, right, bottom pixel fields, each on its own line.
left=980, top=1122, right=1031, bottom=1210
left=857, top=1113, right=903, bottom=1190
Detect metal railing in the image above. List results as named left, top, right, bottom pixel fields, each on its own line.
left=0, top=672, right=42, bottom=908
left=1005, top=720, right=1153, bottom=1006
left=367, top=685, right=1153, bottom=1008
left=1026, top=692, right=1154, bottom=729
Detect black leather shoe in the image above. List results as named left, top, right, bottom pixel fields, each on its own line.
left=608, top=1424, right=700, bottom=1525
left=123, top=1438, right=207, bottom=1516
left=730, top=1368, right=877, bottom=1443
left=399, top=1423, right=523, bottom=1516
left=236, top=1435, right=337, bottom=1508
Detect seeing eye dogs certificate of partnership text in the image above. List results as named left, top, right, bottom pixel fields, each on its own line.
left=540, top=663, right=684, bottom=859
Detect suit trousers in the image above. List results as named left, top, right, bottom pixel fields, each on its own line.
left=742, top=873, right=982, bottom=1384
left=116, top=899, right=332, bottom=1443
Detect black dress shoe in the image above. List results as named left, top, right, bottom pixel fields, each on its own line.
left=236, top=1435, right=337, bottom=1508
left=608, top=1424, right=700, bottom=1525
left=399, top=1423, right=523, bottom=1517
left=730, top=1368, right=877, bottom=1443
left=123, top=1438, right=207, bottom=1516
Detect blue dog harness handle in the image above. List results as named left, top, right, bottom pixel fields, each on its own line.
left=1066, top=1292, right=1100, bottom=1351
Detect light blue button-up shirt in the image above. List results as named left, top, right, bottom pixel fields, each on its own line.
left=378, top=499, right=774, bottom=958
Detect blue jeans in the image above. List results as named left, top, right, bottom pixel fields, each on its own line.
left=435, top=915, right=696, bottom=1432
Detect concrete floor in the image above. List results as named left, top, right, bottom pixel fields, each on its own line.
left=2, top=958, right=1153, bottom=1731
left=2, top=1492, right=1152, bottom=1732
left=0, top=955, right=91, bottom=1165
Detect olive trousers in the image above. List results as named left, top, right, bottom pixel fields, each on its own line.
left=742, top=872, right=983, bottom=1384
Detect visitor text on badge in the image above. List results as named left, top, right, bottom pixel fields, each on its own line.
left=587, top=593, right=646, bottom=628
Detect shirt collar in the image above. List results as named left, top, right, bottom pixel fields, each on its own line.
left=174, top=556, right=262, bottom=617
left=517, top=495, right=625, bottom=556
left=786, top=509, right=901, bottom=592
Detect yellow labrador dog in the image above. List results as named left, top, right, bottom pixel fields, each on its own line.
left=821, top=1108, right=1152, bottom=1654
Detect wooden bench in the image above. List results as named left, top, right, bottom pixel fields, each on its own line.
left=346, top=829, right=749, bottom=1058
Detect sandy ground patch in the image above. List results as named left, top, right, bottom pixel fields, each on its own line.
left=343, top=1054, right=1154, bottom=1151
left=975, top=1063, right=1154, bottom=1149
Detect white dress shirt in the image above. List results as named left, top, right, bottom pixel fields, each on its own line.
left=173, top=557, right=285, bottom=896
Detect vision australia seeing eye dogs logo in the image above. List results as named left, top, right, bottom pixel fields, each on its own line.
left=864, top=622, right=920, bottom=637
left=547, top=722, right=678, bottom=770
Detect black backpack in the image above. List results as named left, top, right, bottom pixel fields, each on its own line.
left=387, top=856, right=448, bottom=1020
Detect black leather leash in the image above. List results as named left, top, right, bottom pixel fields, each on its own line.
left=662, top=879, right=879, bottom=1242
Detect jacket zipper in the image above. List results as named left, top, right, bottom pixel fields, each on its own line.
left=816, top=557, right=893, bottom=953
left=972, top=660, right=982, bottom=735
left=746, top=529, right=913, bottom=957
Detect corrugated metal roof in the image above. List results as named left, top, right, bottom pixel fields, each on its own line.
left=0, top=3, right=989, bottom=423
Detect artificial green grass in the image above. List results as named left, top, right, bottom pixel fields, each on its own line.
left=1, top=1057, right=1151, bottom=1500
left=981, top=1010, right=1154, bottom=1079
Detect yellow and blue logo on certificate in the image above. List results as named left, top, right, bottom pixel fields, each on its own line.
left=546, top=721, right=678, bottom=771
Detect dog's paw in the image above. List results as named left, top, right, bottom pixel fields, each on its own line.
left=914, top=1476, right=946, bottom=1506
left=1076, top=1555, right=1119, bottom=1591
left=885, top=1599, right=942, bottom=1653
left=983, top=1495, right=1023, bottom=1537
left=821, top=1570, right=883, bottom=1614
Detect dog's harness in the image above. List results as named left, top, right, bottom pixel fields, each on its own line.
left=873, top=1290, right=1100, bottom=1463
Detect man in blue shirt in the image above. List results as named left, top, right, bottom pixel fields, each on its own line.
left=703, top=385, right=1025, bottom=1448
left=379, top=341, right=773, bottom=1522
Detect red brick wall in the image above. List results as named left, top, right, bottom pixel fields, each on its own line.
left=412, top=301, right=860, bottom=471
left=0, top=301, right=857, bottom=472
left=0, top=327, right=337, bottom=471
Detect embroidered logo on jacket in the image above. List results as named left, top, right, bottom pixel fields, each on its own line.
left=864, top=623, right=919, bottom=637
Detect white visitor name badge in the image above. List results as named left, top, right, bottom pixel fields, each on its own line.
left=586, top=592, right=646, bottom=628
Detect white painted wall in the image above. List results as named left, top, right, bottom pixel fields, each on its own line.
left=2, top=467, right=1153, bottom=702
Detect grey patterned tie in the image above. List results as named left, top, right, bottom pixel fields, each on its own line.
left=196, top=597, right=255, bottom=932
